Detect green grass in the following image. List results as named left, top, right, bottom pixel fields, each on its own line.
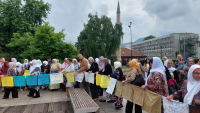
left=122, top=69, right=130, bottom=73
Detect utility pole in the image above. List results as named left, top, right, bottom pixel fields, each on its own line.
left=161, top=46, right=162, bottom=58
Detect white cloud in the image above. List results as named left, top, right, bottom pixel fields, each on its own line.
left=43, top=0, right=200, bottom=44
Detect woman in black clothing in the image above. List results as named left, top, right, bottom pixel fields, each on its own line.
left=95, top=58, right=113, bottom=102
left=41, top=61, right=48, bottom=73
left=2, top=62, right=18, bottom=99
left=87, top=57, right=99, bottom=100
left=41, top=61, right=50, bottom=90
left=109, top=61, right=124, bottom=109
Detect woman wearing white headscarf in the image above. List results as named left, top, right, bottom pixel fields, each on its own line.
left=141, top=57, right=169, bottom=113
left=109, top=61, right=124, bottom=109
left=11, top=58, right=17, bottom=64
left=163, top=56, right=168, bottom=67
left=27, top=60, right=41, bottom=98
left=16, top=62, right=25, bottom=91
left=23, top=59, right=30, bottom=70
left=167, top=65, right=200, bottom=107
left=95, top=58, right=99, bottom=64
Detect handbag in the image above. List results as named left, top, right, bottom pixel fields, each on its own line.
left=130, top=69, right=145, bottom=87
left=63, top=64, right=71, bottom=83
left=168, top=77, right=181, bottom=95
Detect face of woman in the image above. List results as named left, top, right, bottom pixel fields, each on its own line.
left=73, top=60, right=77, bottom=64
left=53, top=60, right=55, bottom=63
left=147, top=59, right=149, bottom=63
left=183, top=58, right=185, bottom=61
left=30, top=63, right=33, bottom=66
left=150, top=62, right=152, bottom=68
left=64, top=59, right=67, bottom=63
left=199, top=58, right=200, bottom=62
left=167, top=61, right=172, bottom=68
left=43, top=63, right=46, bottom=66
left=66, top=60, right=71, bottom=64
left=57, top=60, right=59, bottom=63
left=178, top=56, right=181, bottom=60
left=164, top=58, right=166, bottom=61
left=103, top=61, right=105, bottom=66
left=192, top=68, right=200, bottom=81
left=6, top=64, right=9, bottom=66
left=188, top=60, right=194, bottom=65
left=25, top=60, right=28, bottom=63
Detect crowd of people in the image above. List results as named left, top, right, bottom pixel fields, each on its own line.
left=0, top=54, right=200, bottom=113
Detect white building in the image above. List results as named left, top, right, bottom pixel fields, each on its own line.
left=125, top=33, right=199, bottom=59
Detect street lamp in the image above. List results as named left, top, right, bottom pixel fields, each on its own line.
left=128, top=22, right=132, bottom=59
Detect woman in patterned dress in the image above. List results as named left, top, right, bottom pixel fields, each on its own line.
left=141, top=57, right=169, bottom=113
left=109, top=61, right=124, bottom=109
left=167, top=65, right=200, bottom=108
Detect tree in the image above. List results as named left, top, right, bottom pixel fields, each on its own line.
left=75, top=13, right=123, bottom=59
left=0, top=0, right=51, bottom=49
left=6, top=23, right=79, bottom=62
left=143, top=35, right=155, bottom=41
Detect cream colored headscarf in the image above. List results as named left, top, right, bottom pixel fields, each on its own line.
left=51, top=59, right=58, bottom=70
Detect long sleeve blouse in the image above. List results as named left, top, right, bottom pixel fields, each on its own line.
left=86, top=62, right=99, bottom=73
left=125, top=68, right=139, bottom=83
left=172, top=80, right=200, bottom=107
left=98, top=64, right=112, bottom=75
left=63, top=63, right=74, bottom=73
left=145, top=72, right=169, bottom=97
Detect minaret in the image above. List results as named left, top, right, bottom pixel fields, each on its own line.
left=116, top=1, right=122, bottom=61
left=116, top=1, right=122, bottom=25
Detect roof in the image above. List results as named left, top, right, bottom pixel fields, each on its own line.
left=121, top=48, right=147, bottom=57
left=117, top=2, right=120, bottom=13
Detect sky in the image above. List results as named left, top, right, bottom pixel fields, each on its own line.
left=43, top=0, right=200, bottom=44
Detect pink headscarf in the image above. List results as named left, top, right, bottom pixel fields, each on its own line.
left=62, top=58, right=68, bottom=69
left=9, top=62, right=17, bottom=73
left=11, top=58, right=17, bottom=64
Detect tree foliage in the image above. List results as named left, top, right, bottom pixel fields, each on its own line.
left=6, top=23, right=79, bottom=62
left=76, top=13, right=123, bottom=59
left=0, top=0, right=51, bottom=48
left=143, top=35, right=155, bottom=41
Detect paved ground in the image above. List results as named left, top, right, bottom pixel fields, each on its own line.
left=0, top=89, right=147, bottom=113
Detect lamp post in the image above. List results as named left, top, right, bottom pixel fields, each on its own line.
left=128, top=22, right=132, bottom=59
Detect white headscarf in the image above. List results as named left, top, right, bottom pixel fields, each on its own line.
left=29, top=62, right=33, bottom=74
left=43, top=61, right=48, bottom=66
left=95, top=58, right=99, bottom=64
left=30, top=60, right=40, bottom=74
left=184, top=65, right=200, bottom=105
left=37, top=59, right=42, bottom=66
left=16, top=62, right=22, bottom=73
left=163, top=56, right=168, bottom=67
left=146, top=57, right=166, bottom=85
left=23, top=59, right=28, bottom=65
left=167, top=59, right=176, bottom=72
left=114, top=61, right=122, bottom=70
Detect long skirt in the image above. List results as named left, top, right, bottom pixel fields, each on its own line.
left=113, top=91, right=123, bottom=107
left=102, top=88, right=112, bottom=101
left=49, top=83, right=60, bottom=90
left=90, top=83, right=98, bottom=99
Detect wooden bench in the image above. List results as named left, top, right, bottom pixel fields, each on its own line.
left=68, top=88, right=100, bottom=113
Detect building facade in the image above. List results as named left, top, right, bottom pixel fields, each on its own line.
left=125, top=33, right=199, bottom=59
